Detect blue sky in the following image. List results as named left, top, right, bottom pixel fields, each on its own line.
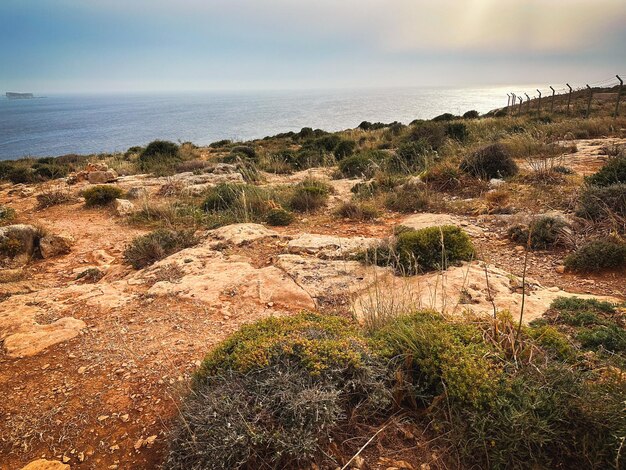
left=1, top=0, right=625, bottom=93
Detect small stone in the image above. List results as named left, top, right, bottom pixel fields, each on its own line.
left=78, top=366, right=87, bottom=374
left=97, top=415, right=109, bottom=422
left=555, top=266, right=565, bottom=274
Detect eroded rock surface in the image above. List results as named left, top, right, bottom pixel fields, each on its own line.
left=208, top=223, right=282, bottom=246
left=20, top=459, right=70, bottom=470
left=287, top=233, right=378, bottom=259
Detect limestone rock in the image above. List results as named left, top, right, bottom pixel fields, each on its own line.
left=275, top=254, right=388, bottom=299
left=39, top=233, right=74, bottom=258
left=20, top=459, right=70, bottom=470
left=401, top=213, right=483, bottom=237
left=114, top=198, right=135, bottom=216
left=0, top=224, right=40, bottom=257
left=209, top=223, right=281, bottom=246
left=131, top=241, right=315, bottom=312
left=126, top=186, right=148, bottom=199
left=287, top=233, right=378, bottom=259
left=0, top=296, right=86, bottom=357
left=88, top=169, right=117, bottom=184
left=353, top=261, right=613, bottom=324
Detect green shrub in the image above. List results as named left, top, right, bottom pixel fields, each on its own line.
left=229, top=145, right=257, bottom=162
left=445, top=122, right=468, bottom=142
left=507, top=216, right=567, bottom=249
left=333, top=139, right=356, bottom=160
left=384, top=183, right=430, bottom=213
left=36, top=188, right=75, bottom=209
left=421, top=162, right=462, bottom=191
left=288, top=178, right=331, bottom=213
left=393, top=225, right=475, bottom=274
left=406, top=121, right=447, bottom=150
left=209, top=139, right=232, bottom=148
left=586, top=155, right=626, bottom=186
left=565, top=239, right=626, bottom=272
left=82, top=185, right=124, bottom=207
left=142, top=140, right=179, bottom=158
left=394, top=140, right=433, bottom=171
left=338, top=151, right=382, bottom=178
left=577, top=325, right=626, bottom=354
left=462, top=110, right=480, bottom=119
left=167, top=314, right=391, bottom=469
left=334, top=201, right=379, bottom=221
left=303, top=135, right=341, bottom=153
left=124, top=229, right=197, bottom=269
left=528, top=325, right=574, bottom=360
left=139, top=140, right=181, bottom=174
left=32, top=162, right=69, bottom=180
left=432, top=113, right=459, bottom=122
left=460, top=143, right=518, bottom=179
left=266, top=208, right=294, bottom=226
left=371, top=311, right=496, bottom=406
left=576, top=184, right=626, bottom=220
left=0, top=205, right=16, bottom=223
left=202, top=183, right=275, bottom=222
left=5, top=166, right=36, bottom=184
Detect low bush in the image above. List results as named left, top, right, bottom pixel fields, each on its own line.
left=124, top=229, right=197, bottom=269
left=139, top=140, right=181, bottom=174
left=82, top=185, right=124, bottom=207
left=564, top=239, right=626, bottom=272
left=229, top=145, right=257, bottom=162
left=266, top=207, right=294, bottom=226
left=288, top=178, right=331, bottom=213
left=445, top=122, right=468, bottom=142
left=507, top=216, right=568, bottom=250
left=576, top=184, right=626, bottom=220
left=338, top=151, right=382, bottom=178
left=586, top=155, right=626, bottom=186
left=362, top=225, right=474, bottom=275
left=333, top=139, right=356, bottom=159
left=393, top=140, right=433, bottom=172
left=421, top=162, right=462, bottom=191
left=36, top=187, right=75, bottom=209
left=460, top=143, right=518, bottom=179
left=167, top=313, right=391, bottom=470
left=334, top=200, right=379, bottom=221
left=384, top=183, right=430, bottom=213
left=462, top=110, right=480, bottom=119
left=405, top=121, right=447, bottom=150
left=202, top=183, right=276, bottom=222
left=0, top=205, right=16, bottom=223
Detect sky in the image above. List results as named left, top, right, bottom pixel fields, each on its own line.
left=1, top=0, right=625, bottom=93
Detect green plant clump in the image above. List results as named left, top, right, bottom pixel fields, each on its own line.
left=384, top=183, right=430, bottom=213
left=265, top=207, right=294, bottom=226
left=124, top=229, right=197, bottom=269
left=576, top=184, right=626, bottom=220
left=460, top=143, right=518, bottom=179
left=288, top=178, right=331, bottom=213
left=82, top=185, right=124, bottom=207
left=507, top=216, right=567, bottom=249
left=167, top=313, right=391, bottom=470
left=564, top=239, right=626, bottom=272
left=586, top=155, right=626, bottom=186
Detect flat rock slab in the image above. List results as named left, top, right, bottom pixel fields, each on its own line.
left=209, top=223, right=282, bottom=246
left=0, top=299, right=86, bottom=358
left=287, top=233, right=379, bottom=259
left=20, top=460, right=70, bottom=470
left=275, top=254, right=388, bottom=300
left=135, top=241, right=315, bottom=313
left=353, top=261, right=615, bottom=323
left=401, top=213, right=483, bottom=237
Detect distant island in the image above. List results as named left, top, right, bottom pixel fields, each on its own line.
left=6, top=92, right=34, bottom=99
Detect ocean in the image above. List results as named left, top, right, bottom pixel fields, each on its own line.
left=0, top=86, right=513, bottom=160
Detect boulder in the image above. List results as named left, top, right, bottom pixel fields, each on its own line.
left=0, top=224, right=40, bottom=257
left=39, top=233, right=74, bottom=258
left=126, top=186, right=148, bottom=199
left=87, top=169, right=117, bottom=184
left=287, top=233, right=379, bottom=259
left=209, top=223, right=282, bottom=246
left=114, top=198, right=135, bottom=216
left=20, top=459, right=70, bottom=470
left=401, top=213, right=483, bottom=237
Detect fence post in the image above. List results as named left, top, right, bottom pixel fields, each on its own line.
left=586, top=84, right=593, bottom=118
left=525, top=93, right=531, bottom=114
left=536, top=89, right=542, bottom=117
left=518, top=96, right=523, bottom=115
left=550, top=86, right=556, bottom=114
left=615, top=75, right=623, bottom=118
left=506, top=93, right=511, bottom=111
left=566, top=84, right=573, bottom=115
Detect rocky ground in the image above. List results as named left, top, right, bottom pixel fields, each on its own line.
left=1, top=138, right=625, bottom=470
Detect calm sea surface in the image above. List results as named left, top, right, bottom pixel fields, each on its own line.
left=0, top=86, right=513, bottom=160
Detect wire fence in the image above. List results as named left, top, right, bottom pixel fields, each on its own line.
left=505, top=74, right=624, bottom=118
